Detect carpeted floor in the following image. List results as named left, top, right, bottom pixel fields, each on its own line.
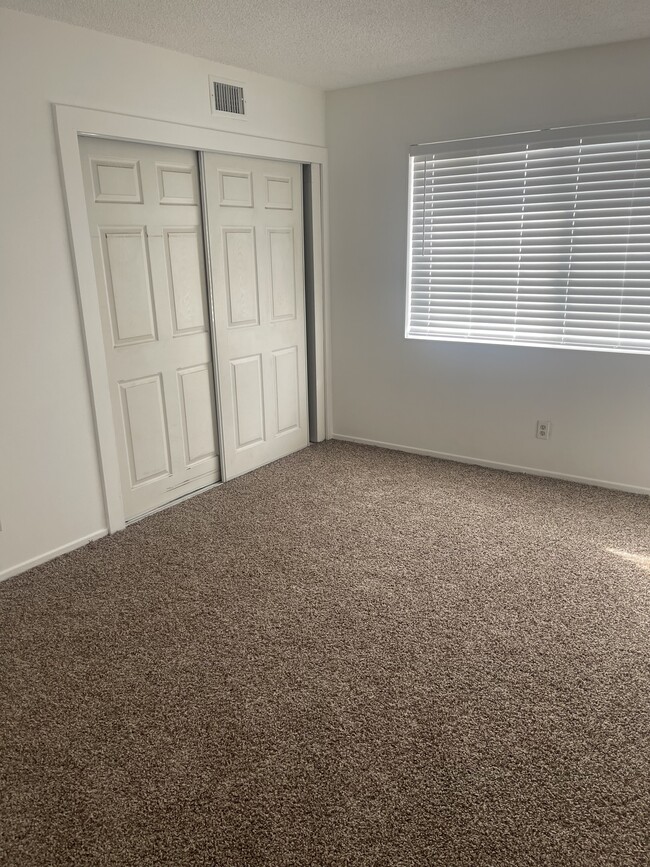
left=1, top=441, right=649, bottom=866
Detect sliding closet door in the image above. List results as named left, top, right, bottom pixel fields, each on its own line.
left=80, top=138, right=220, bottom=520
left=202, top=153, right=309, bottom=479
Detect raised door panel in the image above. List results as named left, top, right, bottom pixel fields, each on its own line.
left=156, top=163, right=198, bottom=205
left=101, top=228, right=156, bottom=346
left=218, top=171, right=254, bottom=207
left=164, top=230, right=207, bottom=335
left=91, top=158, right=143, bottom=203
left=272, top=346, right=300, bottom=435
left=265, top=175, right=293, bottom=210
left=230, top=355, right=265, bottom=449
left=177, top=365, right=218, bottom=466
left=119, top=374, right=171, bottom=486
left=223, top=228, right=259, bottom=327
left=268, top=228, right=297, bottom=321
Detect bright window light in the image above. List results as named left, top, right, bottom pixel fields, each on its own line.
left=406, top=120, right=650, bottom=353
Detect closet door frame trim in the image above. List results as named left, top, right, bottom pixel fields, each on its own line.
left=55, top=103, right=330, bottom=533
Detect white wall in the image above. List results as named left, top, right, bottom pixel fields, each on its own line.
left=326, top=40, right=650, bottom=492
left=0, top=8, right=325, bottom=579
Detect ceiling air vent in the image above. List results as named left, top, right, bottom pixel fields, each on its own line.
left=210, top=77, right=246, bottom=116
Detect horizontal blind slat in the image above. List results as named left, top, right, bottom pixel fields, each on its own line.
left=408, top=126, right=650, bottom=352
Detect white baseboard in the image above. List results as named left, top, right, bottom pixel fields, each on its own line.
left=332, top=433, right=650, bottom=496
left=1, top=437, right=645, bottom=584
left=0, top=529, right=108, bottom=583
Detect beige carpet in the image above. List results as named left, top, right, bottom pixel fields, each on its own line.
left=1, top=441, right=649, bottom=866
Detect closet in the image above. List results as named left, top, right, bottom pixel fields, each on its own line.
left=80, top=137, right=308, bottom=520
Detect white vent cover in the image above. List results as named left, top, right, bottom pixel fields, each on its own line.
left=210, top=77, right=246, bottom=116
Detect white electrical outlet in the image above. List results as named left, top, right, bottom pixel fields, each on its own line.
left=536, top=420, right=551, bottom=440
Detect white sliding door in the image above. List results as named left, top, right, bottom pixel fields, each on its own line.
left=202, top=153, right=309, bottom=479
left=80, top=138, right=220, bottom=520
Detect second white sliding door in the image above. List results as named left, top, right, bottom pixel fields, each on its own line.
left=203, top=153, right=309, bottom=479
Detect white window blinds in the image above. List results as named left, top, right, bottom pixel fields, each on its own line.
left=407, top=122, right=650, bottom=353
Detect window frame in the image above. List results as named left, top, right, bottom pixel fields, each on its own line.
left=405, top=118, right=650, bottom=355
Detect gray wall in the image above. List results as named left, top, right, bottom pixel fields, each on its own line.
left=326, top=39, right=650, bottom=491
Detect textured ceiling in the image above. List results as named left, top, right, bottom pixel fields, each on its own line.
left=3, top=0, right=650, bottom=89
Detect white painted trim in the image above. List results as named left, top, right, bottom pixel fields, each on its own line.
left=332, top=433, right=650, bottom=496
left=54, top=103, right=330, bottom=531
left=55, top=112, right=125, bottom=533
left=321, top=161, right=333, bottom=438
left=55, top=104, right=327, bottom=162
left=0, top=530, right=108, bottom=583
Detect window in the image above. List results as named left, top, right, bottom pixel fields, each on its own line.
left=406, top=121, right=650, bottom=353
